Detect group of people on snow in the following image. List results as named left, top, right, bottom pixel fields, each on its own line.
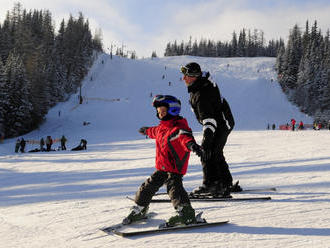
left=14, top=135, right=87, bottom=153
left=291, top=119, right=306, bottom=131
left=124, top=62, right=240, bottom=226
left=267, top=123, right=276, bottom=130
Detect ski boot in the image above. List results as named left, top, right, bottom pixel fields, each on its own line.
left=229, top=181, right=243, bottom=192
left=209, top=181, right=232, bottom=198
left=122, top=205, right=149, bottom=225
left=191, top=184, right=209, bottom=195
left=165, top=204, right=197, bottom=227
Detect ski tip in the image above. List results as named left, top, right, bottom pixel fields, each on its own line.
left=126, top=196, right=135, bottom=201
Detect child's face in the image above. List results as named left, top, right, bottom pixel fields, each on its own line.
left=157, top=106, right=168, bottom=119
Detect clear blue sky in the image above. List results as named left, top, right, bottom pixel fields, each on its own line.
left=1, top=0, right=330, bottom=58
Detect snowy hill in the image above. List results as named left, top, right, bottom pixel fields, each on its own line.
left=1, top=55, right=329, bottom=248
left=2, top=54, right=312, bottom=151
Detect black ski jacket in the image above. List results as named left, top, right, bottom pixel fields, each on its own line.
left=187, top=73, right=235, bottom=134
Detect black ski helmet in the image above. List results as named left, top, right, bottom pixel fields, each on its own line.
left=180, top=62, right=202, bottom=77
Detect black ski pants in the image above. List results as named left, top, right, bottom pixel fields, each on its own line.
left=201, top=129, right=233, bottom=187
left=135, top=170, right=191, bottom=209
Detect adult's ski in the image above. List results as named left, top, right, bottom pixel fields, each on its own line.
left=126, top=195, right=271, bottom=203
left=150, top=196, right=271, bottom=202
left=154, top=188, right=276, bottom=196
left=112, top=220, right=229, bottom=237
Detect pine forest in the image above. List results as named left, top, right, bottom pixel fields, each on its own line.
left=0, top=3, right=102, bottom=138
left=276, top=21, right=330, bottom=124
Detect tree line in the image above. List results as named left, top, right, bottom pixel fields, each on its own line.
left=276, top=20, right=330, bottom=124
left=0, top=3, right=103, bottom=138
left=164, top=29, right=284, bottom=57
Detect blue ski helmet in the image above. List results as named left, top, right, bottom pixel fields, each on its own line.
left=152, top=95, right=181, bottom=116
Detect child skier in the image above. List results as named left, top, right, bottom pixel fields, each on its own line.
left=123, top=95, right=203, bottom=227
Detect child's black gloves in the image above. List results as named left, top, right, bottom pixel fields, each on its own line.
left=187, top=141, right=203, bottom=157
left=138, top=127, right=149, bottom=135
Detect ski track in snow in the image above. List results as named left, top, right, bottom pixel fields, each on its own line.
left=0, top=55, right=329, bottom=248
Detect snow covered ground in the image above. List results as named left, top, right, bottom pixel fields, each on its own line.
left=1, top=55, right=329, bottom=247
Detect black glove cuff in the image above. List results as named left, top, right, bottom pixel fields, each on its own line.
left=202, top=128, right=214, bottom=148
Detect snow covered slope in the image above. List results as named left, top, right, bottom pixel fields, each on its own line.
left=2, top=54, right=312, bottom=150
left=1, top=55, right=328, bottom=248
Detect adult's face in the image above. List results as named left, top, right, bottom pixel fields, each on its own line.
left=183, top=74, right=197, bottom=86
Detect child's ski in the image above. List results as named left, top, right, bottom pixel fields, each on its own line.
left=100, top=212, right=157, bottom=233
left=111, top=220, right=229, bottom=237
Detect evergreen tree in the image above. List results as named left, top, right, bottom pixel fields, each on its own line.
left=3, top=50, right=33, bottom=136
left=164, top=42, right=171, bottom=56
left=151, top=51, right=157, bottom=58
left=0, top=58, right=7, bottom=137
left=0, top=12, right=13, bottom=62
left=280, top=24, right=302, bottom=90
left=237, top=29, right=247, bottom=57
left=231, top=31, right=238, bottom=56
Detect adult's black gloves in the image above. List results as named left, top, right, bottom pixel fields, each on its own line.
left=201, top=128, right=214, bottom=161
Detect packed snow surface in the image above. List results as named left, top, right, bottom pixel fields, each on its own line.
left=1, top=55, right=329, bottom=248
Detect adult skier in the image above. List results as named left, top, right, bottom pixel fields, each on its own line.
left=291, top=119, right=296, bottom=131
left=45, top=136, right=53, bottom=151
left=60, top=135, right=67, bottom=150
left=20, top=138, right=26, bottom=153
left=123, top=95, right=203, bottom=227
left=15, top=138, right=20, bottom=153
left=40, top=138, right=45, bottom=151
left=180, top=62, right=240, bottom=196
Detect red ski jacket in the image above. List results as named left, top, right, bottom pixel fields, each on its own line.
left=146, top=116, right=195, bottom=175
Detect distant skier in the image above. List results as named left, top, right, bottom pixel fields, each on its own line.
left=0, top=132, right=4, bottom=143
left=61, top=135, right=67, bottom=150
left=180, top=62, right=240, bottom=196
left=123, top=95, right=203, bottom=227
left=80, top=139, right=87, bottom=150
left=46, top=136, right=53, bottom=151
left=291, top=119, right=296, bottom=131
left=71, top=139, right=87, bottom=151
left=15, top=138, right=20, bottom=153
left=20, top=138, right=26, bottom=153
left=39, top=138, right=45, bottom=151
left=272, top=123, right=276, bottom=130
left=298, top=121, right=304, bottom=130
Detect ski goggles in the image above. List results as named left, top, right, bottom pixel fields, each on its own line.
left=152, top=95, right=180, bottom=108
left=180, top=66, right=189, bottom=75
left=180, top=66, right=201, bottom=77
left=152, top=95, right=165, bottom=106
